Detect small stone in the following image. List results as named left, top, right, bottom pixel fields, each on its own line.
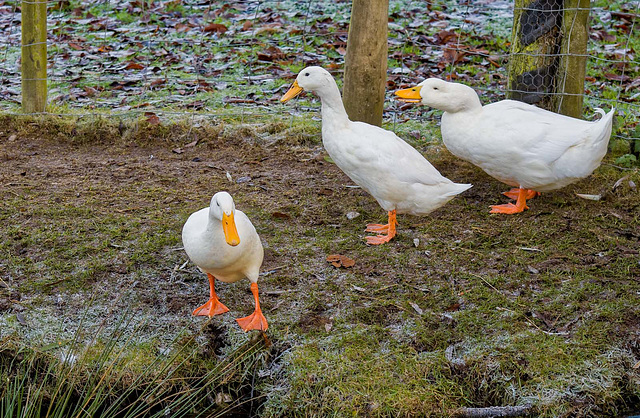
left=527, top=265, right=539, bottom=274
left=346, top=211, right=360, bottom=220
left=413, top=238, right=420, bottom=247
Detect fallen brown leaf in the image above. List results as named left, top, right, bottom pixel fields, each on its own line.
left=125, top=61, right=145, bottom=70
left=443, top=47, right=467, bottom=64
left=204, top=23, right=228, bottom=33
left=326, top=254, right=355, bottom=268
left=272, top=212, right=291, bottom=219
left=604, top=73, right=630, bottom=82
left=435, top=30, right=458, bottom=44
left=445, top=303, right=461, bottom=312
left=145, top=112, right=160, bottom=125
left=175, top=22, right=193, bottom=32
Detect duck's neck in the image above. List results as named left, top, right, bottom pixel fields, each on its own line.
left=448, top=89, right=483, bottom=114
left=206, top=212, right=222, bottom=235
left=463, top=95, right=483, bottom=113
left=316, top=78, right=350, bottom=126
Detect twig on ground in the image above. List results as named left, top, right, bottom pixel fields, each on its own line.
left=0, top=277, right=11, bottom=290
left=468, top=272, right=501, bottom=295
left=518, top=246, right=542, bottom=252
left=42, top=277, right=70, bottom=287
left=260, top=265, right=287, bottom=276
left=497, top=307, right=569, bottom=336
left=373, top=283, right=399, bottom=293
left=453, top=403, right=533, bottom=417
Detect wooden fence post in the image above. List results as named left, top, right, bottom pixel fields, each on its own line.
left=507, top=0, right=590, bottom=118
left=21, top=0, right=47, bottom=113
left=342, top=0, right=389, bottom=126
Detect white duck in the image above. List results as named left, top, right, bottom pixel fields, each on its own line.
left=396, top=79, right=615, bottom=214
left=182, top=191, right=268, bottom=331
left=280, top=66, right=471, bottom=244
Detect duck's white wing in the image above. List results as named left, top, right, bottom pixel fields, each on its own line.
left=457, top=100, right=612, bottom=189
left=482, top=100, right=595, bottom=165
left=343, top=121, right=450, bottom=186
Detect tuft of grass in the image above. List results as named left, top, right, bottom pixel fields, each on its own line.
left=0, top=307, right=271, bottom=418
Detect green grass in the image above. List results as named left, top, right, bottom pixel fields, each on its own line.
left=1, top=0, right=639, bottom=412
left=0, top=115, right=639, bottom=416
left=0, top=311, right=270, bottom=418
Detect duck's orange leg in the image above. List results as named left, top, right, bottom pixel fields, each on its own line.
left=365, top=210, right=398, bottom=245
left=236, top=282, right=269, bottom=332
left=502, top=188, right=540, bottom=201
left=490, top=187, right=536, bottom=214
left=192, top=273, right=229, bottom=317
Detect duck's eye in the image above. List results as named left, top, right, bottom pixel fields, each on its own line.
left=304, top=72, right=310, bottom=76
left=433, top=87, right=438, bottom=90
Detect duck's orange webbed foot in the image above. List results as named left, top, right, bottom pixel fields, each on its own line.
left=365, top=210, right=398, bottom=245
left=193, top=273, right=229, bottom=317
left=365, top=223, right=389, bottom=233
left=236, top=310, right=268, bottom=331
left=192, top=299, right=229, bottom=317
left=236, top=283, right=269, bottom=332
left=491, top=187, right=534, bottom=214
left=365, top=234, right=395, bottom=245
left=502, top=188, right=540, bottom=201
left=490, top=202, right=528, bottom=214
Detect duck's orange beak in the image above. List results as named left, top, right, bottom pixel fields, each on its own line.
left=395, top=85, right=422, bottom=103
left=222, top=212, right=240, bottom=246
left=280, top=80, right=304, bottom=103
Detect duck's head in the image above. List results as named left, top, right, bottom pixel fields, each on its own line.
left=280, top=66, right=333, bottom=103
left=395, top=78, right=480, bottom=113
left=210, top=192, right=240, bottom=246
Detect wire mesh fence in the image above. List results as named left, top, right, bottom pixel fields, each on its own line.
left=0, top=0, right=637, bottom=143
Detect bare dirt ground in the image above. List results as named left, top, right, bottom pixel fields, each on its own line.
left=1, top=119, right=639, bottom=416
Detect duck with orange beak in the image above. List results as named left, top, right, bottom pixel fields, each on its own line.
left=395, top=79, right=614, bottom=214
left=281, top=67, right=471, bottom=244
left=182, top=191, right=268, bottom=331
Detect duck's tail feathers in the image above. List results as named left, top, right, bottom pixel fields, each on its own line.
left=589, top=107, right=615, bottom=157
left=447, top=182, right=473, bottom=197
left=594, top=107, right=615, bottom=122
